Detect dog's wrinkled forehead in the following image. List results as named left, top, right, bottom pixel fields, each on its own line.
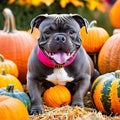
left=31, top=14, right=89, bottom=33
left=40, top=14, right=79, bottom=29
left=47, top=14, right=74, bottom=25
left=46, top=14, right=77, bottom=24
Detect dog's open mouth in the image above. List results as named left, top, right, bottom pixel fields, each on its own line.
left=44, top=50, right=77, bottom=65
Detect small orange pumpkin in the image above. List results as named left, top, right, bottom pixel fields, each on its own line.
left=43, top=85, right=71, bottom=107
left=0, top=8, right=35, bottom=84
left=0, top=69, right=23, bottom=91
left=80, top=20, right=109, bottom=53
left=0, top=54, right=18, bottom=77
left=0, top=95, right=29, bottom=120
left=109, top=0, right=120, bottom=28
left=98, top=33, right=120, bottom=74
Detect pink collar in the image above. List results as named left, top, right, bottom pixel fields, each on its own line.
left=37, top=48, right=77, bottom=68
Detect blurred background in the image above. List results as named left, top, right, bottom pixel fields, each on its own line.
left=0, top=0, right=116, bottom=35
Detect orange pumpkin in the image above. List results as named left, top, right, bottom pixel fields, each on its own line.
left=80, top=21, right=109, bottom=53
left=43, top=85, right=71, bottom=107
left=98, top=34, right=120, bottom=74
left=0, top=95, right=29, bottom=120
left=109, top=0, right=120, bottom=28
left=0, top=69, right=23, bottom=91
left=0, top=8, right=35, bottom=84
left=0, top=54, right=18, bottom=77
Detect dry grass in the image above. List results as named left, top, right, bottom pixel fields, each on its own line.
left=29, top=105, right=120, bottom=120
left=29, top=92, right=120, bottom=120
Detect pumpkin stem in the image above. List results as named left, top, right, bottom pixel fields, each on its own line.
left=89, top=20, right=97, bottom=28
left=0, top=54, right=5, bottom=62
left=6, top=84, right=14, bottom=93
left=1, top=69, right=7, bottom=75
left=3, top=8, right=17, bottom=33
left=115, top=70, right=120, bottom=79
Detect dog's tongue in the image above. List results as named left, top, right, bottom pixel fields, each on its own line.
left=52, top=52, right=69, bottom=64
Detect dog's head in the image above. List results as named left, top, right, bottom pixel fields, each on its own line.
left=31, top=14, right=88, bottom=65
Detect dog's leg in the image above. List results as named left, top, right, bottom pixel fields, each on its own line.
left=27, top=79, right=44, bottom=114
left=71, top=74, right=91, bottom=107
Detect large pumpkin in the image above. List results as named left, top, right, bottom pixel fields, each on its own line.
left=91, top=70, right=120, bottom=114
left=80, top=21, right=109, bottom=53
left=109, top=0, right=120, bottom=28
left=28, top=27, right=40, bottom=42
left=0, top=8, right=35, bottom=84
left=0, top=84, right=31, bottom=111
left=0, top=54, right=18, bottom=77
left=98, top=34, right=120, bottom=74
left=43, top=85, right=71, bottom=107
left=0, top=95, right=29, bottom=120
left=0, top=69, right=23, bottom=91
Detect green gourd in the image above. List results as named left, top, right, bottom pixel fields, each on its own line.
left=0, top=84, right=31, bottom=111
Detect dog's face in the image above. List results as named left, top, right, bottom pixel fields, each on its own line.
left=31, top=14, right=88, bottom=65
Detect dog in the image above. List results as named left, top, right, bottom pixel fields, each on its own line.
left=27, top=14, right=99, bottom=115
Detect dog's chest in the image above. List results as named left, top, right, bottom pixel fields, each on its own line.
left=46, top=68, right=74, bottom=85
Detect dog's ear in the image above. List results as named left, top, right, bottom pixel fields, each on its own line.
left=71, top=14, right=89, bottom=33
left=30, top=14, right=48, bottom=33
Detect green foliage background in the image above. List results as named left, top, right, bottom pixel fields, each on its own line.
left=0, top=0, right=114, bottom=35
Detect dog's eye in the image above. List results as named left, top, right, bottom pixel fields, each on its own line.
left=44, top=30, right=51, bottom=35
left=69, top=30, right=76, bottom=35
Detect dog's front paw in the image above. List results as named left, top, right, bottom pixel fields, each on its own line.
left=29, top=108, right=44, bottom=115
left=71, top=101, right=84, bottom=107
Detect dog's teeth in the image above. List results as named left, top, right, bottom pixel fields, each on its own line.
left=47, top=53, right=50, bottom=56
left=71, top=52, right=74, bottom=56
left=73, top=51, right=76, bottom=54
left=68, top=53, right=70, bottom=56
left=49, top=53, right=52, bottom=56
left=45, top=50, right=48, bottom=55
left=70, top=51, right=76, bottom=56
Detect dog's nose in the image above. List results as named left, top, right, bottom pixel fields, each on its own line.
left=55, top=35, right=66, bottom=43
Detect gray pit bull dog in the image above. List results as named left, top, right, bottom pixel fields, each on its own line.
left=27, top=14, right=99, bottom=115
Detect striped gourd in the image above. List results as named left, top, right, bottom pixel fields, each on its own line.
left=91, top=70, right=120, bottom=114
